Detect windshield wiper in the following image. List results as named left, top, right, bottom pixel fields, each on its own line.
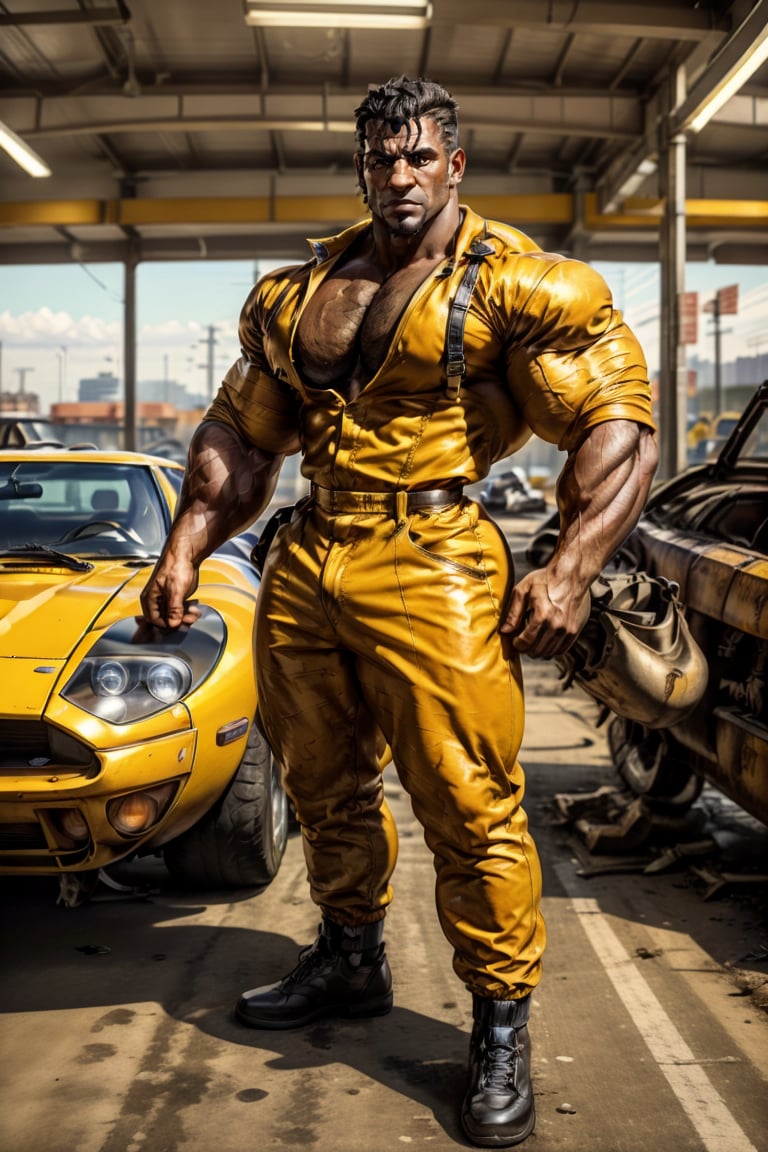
left=0, top=545, right=94, bottom=572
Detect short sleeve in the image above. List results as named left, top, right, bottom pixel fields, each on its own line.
left=204, top=268, right=303, bottom=455
left=502, top=259, right=655, bottom=451
left=205, top=359, right=302, bottom=455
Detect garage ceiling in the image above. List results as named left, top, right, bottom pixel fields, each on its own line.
left=0, top=0, right=767, bottom=267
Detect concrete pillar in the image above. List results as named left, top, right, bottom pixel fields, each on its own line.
left=658, top=68, right=689, bottom=480
left=123, top=241, right=138, bottom=451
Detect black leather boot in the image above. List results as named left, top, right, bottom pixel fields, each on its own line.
left=460, top=993, right=535, bottom=1147
left=235, top=917, right=393, bottom=1029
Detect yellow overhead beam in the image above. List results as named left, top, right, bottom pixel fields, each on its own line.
left=0, top=194, right=765, bottom=232
left=115, top=195, right=367, bottom=225
left=0, top=199, right=107, bottom=226
left=622, top=196, right=768, bottom=223
left=682, top=198, right=768, bottom=225
left=116, top=197, right=271, bottom=225
left=470, top=194, right=573, bottom=223
left=584, top=194, right=662, bottom=229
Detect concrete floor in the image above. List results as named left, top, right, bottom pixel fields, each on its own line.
left=1, top=505, right=767, bottom=1152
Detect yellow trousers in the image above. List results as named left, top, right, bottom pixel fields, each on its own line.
left=255, top=496, right=545, bottom=998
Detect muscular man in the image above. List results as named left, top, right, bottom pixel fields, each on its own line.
left=141, top=76, right=658, bottom=1148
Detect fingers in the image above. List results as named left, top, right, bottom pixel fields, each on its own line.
left=134, top=598, right=200, bottom=633
left=506, top=611, right=570, bottom=659
left=500, top=581, right=590, bottom=660
left=139, top=566, right=200, bottom=630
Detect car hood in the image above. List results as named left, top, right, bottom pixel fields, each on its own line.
left=0, top=560, right=146, bottom=659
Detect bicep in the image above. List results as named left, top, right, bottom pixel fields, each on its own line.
left=497, top=258, right=654, bottom=450
left=205, top=358, right=302, bottom=455
left=506, top=321, right=654, bottom=452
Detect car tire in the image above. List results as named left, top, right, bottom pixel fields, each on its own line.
left=608, top=716, right=703, bottom=811
left=163, top=720, right=289, bottom=889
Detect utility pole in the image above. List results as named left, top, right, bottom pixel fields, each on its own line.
left=15, top=367, right=34, bottom=393
left=704, top=285, right=738, bottom=417
left=712, top=294, right=722, bottom=418
left=55, top=352, right=63, bottom=405
left=200, top=326, right=219, bottom=401
left=58, top=345, right=68, bottom=403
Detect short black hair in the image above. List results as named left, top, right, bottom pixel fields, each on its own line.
left=354, top=75, right=460, bottom=155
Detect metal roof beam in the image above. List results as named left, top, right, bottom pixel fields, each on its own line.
left=671, top=0, right=768, bottom=134
left=9, top=233, right=764, bottom=267
left=429, top=0, right=728, bottom=40
left=0, top=4, right=131, bottom=27
left=596, top=4, right=768, bottom=213
left=0, top=87, right=643, bottom=143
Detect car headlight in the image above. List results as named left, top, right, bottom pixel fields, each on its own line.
left=93, top=661, right=131, bottom=696
left=62, top=606, right=227, bottom=723
left=107, top=782, right=178, bottom=836
left=146, top=660, right=189, bottom=702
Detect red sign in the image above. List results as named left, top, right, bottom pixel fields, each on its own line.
left=703, top=284, right=739, bottom=315
left=679, top=291, right=698, bottom=344
left=717, top=283, right=739, bottom=314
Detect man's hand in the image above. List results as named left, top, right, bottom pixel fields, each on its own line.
left=136, top=419, right=283, bottom=630
left=139, top=552, right=201, bottom=630
left=501, top=568, right=590, bottom=659
left=501, top=420, right=658, bottom=660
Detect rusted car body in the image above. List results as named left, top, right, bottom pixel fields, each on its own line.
left=603, top=381, right=768, bottom=825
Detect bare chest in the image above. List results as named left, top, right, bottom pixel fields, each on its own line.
left=294, top=258, right=442, bottom=394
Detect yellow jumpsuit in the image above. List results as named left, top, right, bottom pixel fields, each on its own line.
left=207, top=206, right=654, bottom=998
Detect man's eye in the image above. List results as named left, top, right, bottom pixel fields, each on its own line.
left=409, top=154, right=430, bottom=167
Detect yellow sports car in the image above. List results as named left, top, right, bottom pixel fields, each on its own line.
left=0, top=447, right=288, bottom=900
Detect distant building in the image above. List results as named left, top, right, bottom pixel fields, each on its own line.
left=49, top=400, right=181, bottom=451
left=138, top=377, right=206, bottom=410
left=78, top=371, right=119, bottom=403
left=0, top=391, right=40, bottom=415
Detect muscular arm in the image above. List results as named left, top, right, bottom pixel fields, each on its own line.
left=501, top=419, right=658, bottom=658
left=140, top=420, right=284, bottom=628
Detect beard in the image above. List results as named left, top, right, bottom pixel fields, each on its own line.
left=386, top=216, right=425, bottom=238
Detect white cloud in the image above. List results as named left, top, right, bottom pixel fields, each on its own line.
left=0, top=306, right=240, bottom=406
left=0, top=307, right=237, bottom=351
left=139, top=317, right=238, bottom=349
left=0, top=307, right=120, bottom=348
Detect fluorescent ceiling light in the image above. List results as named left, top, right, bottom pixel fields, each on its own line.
left=684, top=26, right=768, bottom=134
left=244, top=0, right=432, bottom=29
left=0, top=120, right=51, bottom=177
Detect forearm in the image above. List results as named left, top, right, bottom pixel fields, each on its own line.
left=166, top=419, right=284, bottom=566
left=548, top=420, right=658, bottom=599
left=502, top=419, right=658, bottom=657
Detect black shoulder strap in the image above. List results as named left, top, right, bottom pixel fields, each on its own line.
left=445, top=235, right=494, bottom=401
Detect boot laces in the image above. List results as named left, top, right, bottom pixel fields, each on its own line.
left=482, top=1035, right=522, bottom=1092
left=280, top=940, right=328, bottom=990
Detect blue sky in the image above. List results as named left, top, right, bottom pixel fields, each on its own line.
left=0, top=255, right=766, bottom=412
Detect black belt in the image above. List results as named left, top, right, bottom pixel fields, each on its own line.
left=311, top=483, right=462, bottom=515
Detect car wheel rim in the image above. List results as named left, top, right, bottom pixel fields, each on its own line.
left=270, top=753, right=288, bottom=857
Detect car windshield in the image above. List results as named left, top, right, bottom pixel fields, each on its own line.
left=741, top=407, right=768, bottom=460
left=0, top=461, right=168, bottom=557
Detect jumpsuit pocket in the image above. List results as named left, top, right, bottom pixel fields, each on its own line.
left=403, top=502, right=488, bottom=581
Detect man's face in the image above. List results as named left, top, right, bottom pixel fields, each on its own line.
left=356, top=116, right=465, bottom=237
